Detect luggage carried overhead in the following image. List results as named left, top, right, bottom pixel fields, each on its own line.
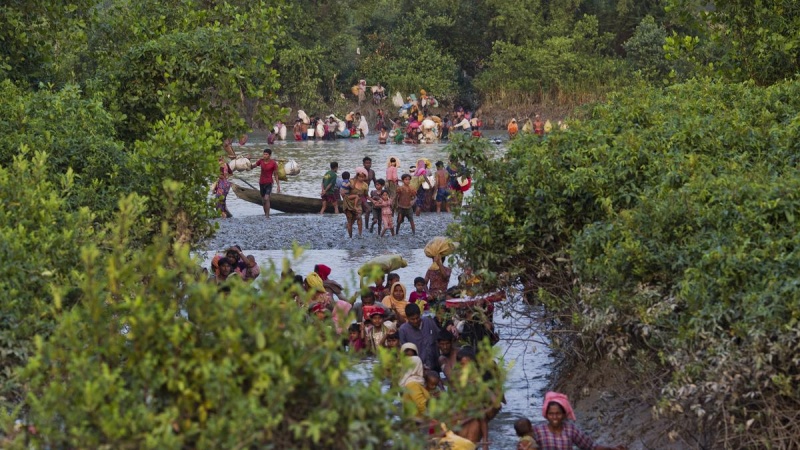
left=358, top=254, right=409, bottom=288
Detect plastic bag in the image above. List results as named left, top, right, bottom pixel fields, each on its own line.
left=284, top=160, right=300, bottom=176
left=358, top=254, right=408, bottom=277
left=230, top=157, right=252, bottom=172
left=424, top=237, right=456, bottom=259
left=276, top=160, right=288, bottom=181
left=434, top=424, right=476, bottom=450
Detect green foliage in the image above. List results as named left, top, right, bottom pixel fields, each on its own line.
left=0, top=1, right=95, bottom=87
left=454, top=78, right=800, bottom=446
left=354, top=5, right=460, bottom=102
left=127, top=112, right=221, bottom=242
left=623, top=16, right=669, bottom=81
left=89, top=0, right=285, bottom=141
left=0, top=150, right=98, bottom=406
left=275, top=45, right=325, bottom=109
left=0, top=80, right=126, bottom=219
left=14, top=201, right=421, bottom=449
left=475, top=15, right=629, bottom=105
left=665, top=0, right=800, bottom=84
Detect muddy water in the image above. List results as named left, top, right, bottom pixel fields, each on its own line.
left=225, top=131, right=505, bottom=217
left=204, top=132, right=552, bottom=448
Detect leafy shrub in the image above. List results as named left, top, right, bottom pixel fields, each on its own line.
left=0, top=150, right=98, bottom=407
left=14, top=200, right=424, bottom=449
left=623, top=16, right=669, bottom=81
left=0, top=80, right=126, bottom=220
left=126, top=112, right=220, bottom=243
left=453, top=78, right=800, bottom=447
left=475, top=15, right=629, bottom=106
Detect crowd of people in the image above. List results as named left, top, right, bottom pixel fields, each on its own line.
left=262, top=95, right=493, bottom=146
left=320, top=155, right=469, bottom=238
left=205, top=245, right=625, bottom=450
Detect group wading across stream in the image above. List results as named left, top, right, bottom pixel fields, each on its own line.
left=202, top=132, right=560, bottom=449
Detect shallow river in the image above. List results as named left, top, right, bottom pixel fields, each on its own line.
left=205, top=132, right=553, bottom=448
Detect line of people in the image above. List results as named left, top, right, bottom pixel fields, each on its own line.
left=320, top=156, right=469, bottom=238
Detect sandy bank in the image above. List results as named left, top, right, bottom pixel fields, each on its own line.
left=200, top=212, right=456, bottom=251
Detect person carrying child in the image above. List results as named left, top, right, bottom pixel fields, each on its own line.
left=320, top=161, right=339, bottom=214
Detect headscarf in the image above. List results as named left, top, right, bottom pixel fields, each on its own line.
left=387, top=156, right=401, bottom=168
left=400, top=342, right=419, bottom=355
left=542, top=391, right=577, bottom=421
left=399, top=355, right=425, bottom=387
left=306, top=272, right=326, bottom=293
left=382, top=282, right=410, bottom=320
left=315, top=264, right=331, bottom=281
left=355, top=167, right=369, bottom=178
left=414, top=159, right=429, bottom=177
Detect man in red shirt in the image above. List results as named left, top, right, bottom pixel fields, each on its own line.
left=253, top=148, right=281, bottom=218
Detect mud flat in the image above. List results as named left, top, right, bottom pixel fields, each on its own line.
left=201, top=212, right=455, bottom=251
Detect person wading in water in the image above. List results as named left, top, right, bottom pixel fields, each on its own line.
left=253, top=148, right=280, bottom=219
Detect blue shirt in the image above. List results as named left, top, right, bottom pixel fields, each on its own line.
left=399, top=317, right=441, bottom=370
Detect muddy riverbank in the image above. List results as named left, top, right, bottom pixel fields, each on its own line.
left=202, top=211, right=455, bottom=251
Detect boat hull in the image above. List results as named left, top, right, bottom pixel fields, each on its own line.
left=231, top=184, right=341, bottom=214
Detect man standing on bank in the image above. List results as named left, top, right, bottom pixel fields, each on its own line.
left=253, top=148, right=281, bottom=219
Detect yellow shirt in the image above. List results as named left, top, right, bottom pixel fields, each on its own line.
left=402, top=381, right=430, bottom=416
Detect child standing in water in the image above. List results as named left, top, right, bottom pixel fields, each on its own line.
left=373, top=191, right=395, bottom=237
left=348, top=323, right=365, bottom=352
left=369, top=179, right=386, bottom=233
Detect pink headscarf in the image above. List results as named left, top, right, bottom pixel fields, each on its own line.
left=355, top=167, right=369, bottom=178
left=542, top=391, right=576, bottom=421
left=414, top=159, right=428, bottom=177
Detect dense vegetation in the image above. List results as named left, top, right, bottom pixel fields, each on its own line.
left=2, top=0, right=799, bottom=447
left=453, top=73, right=800, bottom=449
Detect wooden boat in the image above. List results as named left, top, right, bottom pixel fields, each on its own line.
left=231, top=183, right=341, bottom=213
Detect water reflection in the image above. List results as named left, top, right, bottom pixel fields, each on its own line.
left=197, top=246, right=551, bottom=449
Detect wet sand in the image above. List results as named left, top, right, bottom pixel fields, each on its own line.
left=202, top=211, right=456, bottom=251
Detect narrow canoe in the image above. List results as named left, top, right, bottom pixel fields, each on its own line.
left=231, top=183, right=342, bottom=214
